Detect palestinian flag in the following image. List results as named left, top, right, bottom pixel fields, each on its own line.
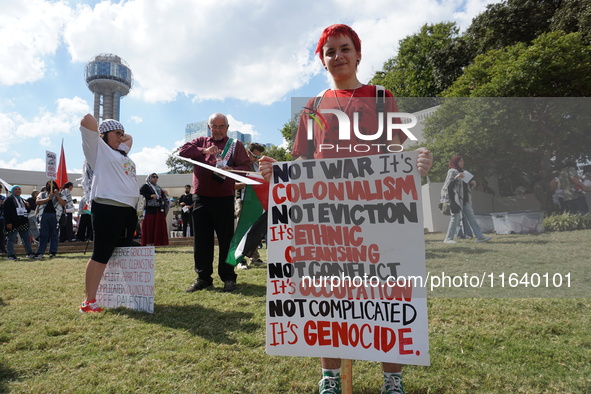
left=226, top=175, right=269, bottom=266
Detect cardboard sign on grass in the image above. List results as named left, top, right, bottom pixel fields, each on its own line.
left=96, top=246, right=155, bottom=313
left=266, top=152, right=430, bottom=366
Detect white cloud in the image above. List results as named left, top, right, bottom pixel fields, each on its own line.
left=0, top=96, right=89, bottom=174
left=0, top=0, right=71, bottom=85
left=2, top=0, right=501, bottom=105
left=227, top=114, right=256, bottom=137
left=14, top=97, right=89, bottom=139
left=0, top=0, right=503, bottom=172
left=59, top=0, right=498, bottom=106
left=130, top=145, right=173, bottom=175
left=0, top=158, right=46, bottom=171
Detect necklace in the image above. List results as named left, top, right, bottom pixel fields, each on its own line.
left=333, top=85, right=362, bottom=113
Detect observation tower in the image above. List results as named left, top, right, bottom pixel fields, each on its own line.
left=84, top=54, right=133, bottom=121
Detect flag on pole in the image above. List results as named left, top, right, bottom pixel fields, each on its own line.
left=226, top=174, right=269, bottom=266
left=56, top=139, right=68, bottom=188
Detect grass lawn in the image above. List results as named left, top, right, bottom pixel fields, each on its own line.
left=1, top=230, right=590, bottom=393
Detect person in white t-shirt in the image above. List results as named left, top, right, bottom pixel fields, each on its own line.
left=79, top=114, right=140, bottom=313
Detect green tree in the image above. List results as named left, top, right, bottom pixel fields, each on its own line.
left=464, top=0, right=560, bottom=55
left=279, top=115, right=298, bottom=153
left=423, top=32, right=591, bottom=196
left=445, top=32, right=591, bottom=97
left=370, top=22, right=469, bottom=111
left=551, top=0, right=591, bottom=43
left=166, top=147, right=193, bottom=174
left=264, top=145, right=291, bottom=162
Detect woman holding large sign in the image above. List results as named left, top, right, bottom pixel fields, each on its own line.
left=261, top=24, right=433, bottom=394
left=78, top=115, right=139, bottom=313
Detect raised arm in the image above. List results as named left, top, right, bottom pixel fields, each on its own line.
left=81, top=114, right=99, bottom=132
left=120, top=133, right=133, bottom=150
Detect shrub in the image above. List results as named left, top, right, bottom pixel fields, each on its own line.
left=543, top=213, right=591, bottom=231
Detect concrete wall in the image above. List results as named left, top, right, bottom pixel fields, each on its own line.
left=422, top=182, right=542, bottom=233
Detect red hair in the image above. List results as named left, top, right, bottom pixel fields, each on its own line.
left=449, top=155, right=464, bottom=171
left=315, top=24, right=362, bottom=61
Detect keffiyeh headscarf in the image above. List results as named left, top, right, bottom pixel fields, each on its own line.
left=98, top=119, right=125, bottom=134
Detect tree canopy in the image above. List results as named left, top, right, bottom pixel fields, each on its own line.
left=372, top=0, right=591, bottom=199
left=165, top=147, right=193, bottom=174
left=422, top=32, right=591, bottom=195
left=370, top=22, right=468, bottom=111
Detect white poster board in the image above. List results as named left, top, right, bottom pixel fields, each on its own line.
left=96, top=246, right=155, bottom=313
left=461, top=170, right=474, bottom=183
left=265, top=152, right=430, bottom=366
left=46, top=151, right=57, bottom=180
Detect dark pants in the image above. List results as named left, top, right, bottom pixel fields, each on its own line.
left=192, top=195, right=236, bottom=283
left=77, top=213, right=93, bottom=241
left=36, top=212, right=59, bottom=255
left=181, top=211, right=193, bottom=237
left=59, top=213, right=74, bottom=242
left=563, top=195, right=589, bottom=214
left=0, top=218, right=6, bottom=252
left=91, top=201, right=137, bottom=264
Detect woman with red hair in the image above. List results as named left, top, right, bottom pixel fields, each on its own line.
left=261, top=23, right=433, bottom=394
left=441, top=155, right=492, bottom=244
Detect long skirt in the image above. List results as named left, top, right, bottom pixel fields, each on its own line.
left=141, top=211, right=169, bottom=246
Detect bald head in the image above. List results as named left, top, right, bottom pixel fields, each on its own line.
left=208, top=113, right=229, bottom=141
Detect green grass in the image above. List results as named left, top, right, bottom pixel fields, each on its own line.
left=1, top=231, right=590, bottom=393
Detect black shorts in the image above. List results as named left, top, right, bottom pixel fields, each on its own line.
left=91, top=201, right=138, bottom=264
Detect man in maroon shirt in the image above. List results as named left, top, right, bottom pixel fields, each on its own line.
left=179, top=113, right=251, bottom=292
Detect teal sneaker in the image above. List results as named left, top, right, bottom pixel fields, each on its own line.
left=381, top=374, right=405, bottom=394
left=318, top=372, right=341, bottom=394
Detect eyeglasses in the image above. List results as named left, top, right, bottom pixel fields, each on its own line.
left=113, top=131, right=124, bottom=137
left=209, top=125, right=228, bottom=130
left=152, top=175, right=159, bottom=179
left=249, top=151, right=261, bottom=159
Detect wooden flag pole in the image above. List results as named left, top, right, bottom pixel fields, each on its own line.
left=341, top=359, right=353, bottom=394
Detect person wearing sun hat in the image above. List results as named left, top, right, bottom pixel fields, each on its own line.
left=78, top=114, right=140, bottom=313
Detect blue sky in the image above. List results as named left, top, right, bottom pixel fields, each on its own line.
left=0, top=0, right=498, bottom=176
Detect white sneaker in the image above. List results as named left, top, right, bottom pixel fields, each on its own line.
left=237, top=262, right=249, bottom=270
left=443, top=239, right=457, bottom=244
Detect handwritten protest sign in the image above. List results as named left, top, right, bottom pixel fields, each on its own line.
left=46, top=151, right=57, bottom=180
left=266, top=152, right=430, bottom=366
left=96, top=246, right=155, bottom=313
